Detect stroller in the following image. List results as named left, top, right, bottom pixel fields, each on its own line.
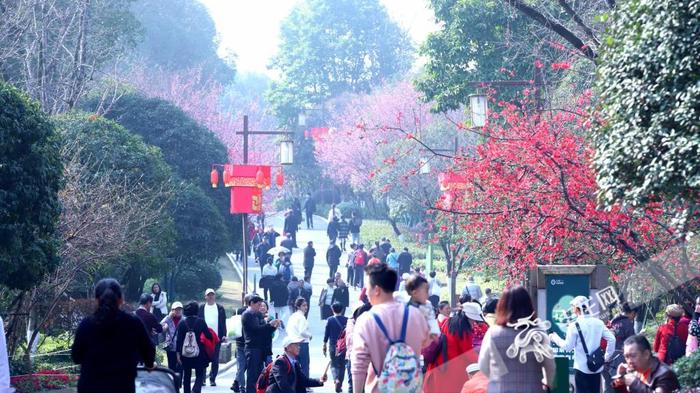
left=136, top=366, right=179, bottom=393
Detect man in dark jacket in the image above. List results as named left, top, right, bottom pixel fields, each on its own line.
left=327, top=217, right=339, bottom=244
left=303, top=241, right=316, bottom=281
left=243, top=295, right=281, bottom=393
left=198, top=289, right=227, bottom=386
left=135, top=293, right=163, bottom=346
left=604, top=303, right=638, bottom=392
left=267, top=336, right=326, bottom=393
left=615, top=335, right=680, bottom=393
left=303, top=193, right=316, bottom=229
left=269, top=274, right=290, bottom=321
left=280, top=233, right=294, bottom=252
left=283, top=211, right=298, bottom=248
left=397, top=247, right=413, bottom=276
left=326, top=243, right=342, bottom=278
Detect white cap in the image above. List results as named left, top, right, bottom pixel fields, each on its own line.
left=461, top=302, right=485, bottom=322
left=401, top=273, right=411, bottom=280
left=570, top=295, right=589, bottom=309
left=171, top=301, right=183, bottom=310
left=466, top=363, right=480, bottom=374
left=205, top=288, right=216, bottom=296
left=282, top=335, right=305, bottom=349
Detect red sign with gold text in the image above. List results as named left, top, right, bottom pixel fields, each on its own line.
left=228, top=164, right=270, bottom=214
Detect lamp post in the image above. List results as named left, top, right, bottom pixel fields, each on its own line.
left=232, top=115, right=294, bottom=303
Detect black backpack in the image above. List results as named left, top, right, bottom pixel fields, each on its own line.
left=665, top=323, right=685, bottom=363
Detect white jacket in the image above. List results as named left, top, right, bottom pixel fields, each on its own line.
left=151, top=292, right=168, bottom=315
left=287, top=311, right=312, bottom=343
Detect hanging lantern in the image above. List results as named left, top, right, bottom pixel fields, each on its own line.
left=210, top=168, right=219, bottom=188
left=222, top=165, right=232, bottom=187
left=280, top=135, right=294, bottom=165
left=469, top=93, right=488, bottom=128
left=255, top=167, right=265, bottom=188
left=275, top=170, right=285, bottom=189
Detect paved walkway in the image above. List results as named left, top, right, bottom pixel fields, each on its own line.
left=208, top=213, right=363, bottom=393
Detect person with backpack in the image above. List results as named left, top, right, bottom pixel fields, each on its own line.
left=242, top=295, right=282, bottom=393
left=176, top=301, right=214, bottom=393
left=549, top=295, right=616, bottom=393
left=345, top=303, right=372, bottom=393
left=198, top=288, right=227, bottom=387
left=350, top=263, right=430, bottom=393
left=72, top=278, right=155, bottom=393
left=324, top=303, right=349, bottom=393
left=653, top=304, right=688, bottom=365
left=260, top=335, right=326, bottom=393
left=353, top=244, right=368, bottom=289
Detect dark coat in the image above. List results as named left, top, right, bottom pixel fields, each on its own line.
left=303, top=198, right=316, bottom=214
left=303, top=246, right=316, bottom=268
left=284, top=215, right=297, bottom=235
left=327, top=220, right=339, bottom=239
left=397, top=251, right=413, bottom=273
left=270, top=278, right=289, bottom=307
left=72, top=311, right=155, bottom=393
left=175, top=316, right=213, bottom=368
left=326, top=245, right=341, bottom=267
left=281, top=238, right=294, bottom=250
left=333, top=285, right=349, bottom=308
left=266, top=355, right=323, bottom=393
left=242, top=309, right=276, bottom=350
left=627, top=358, right=680, bottom=393
left=198, top=303, right=227, bottom=339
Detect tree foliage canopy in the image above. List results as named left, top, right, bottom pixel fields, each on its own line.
left=269, top=0, right=413, bottom=119
left=594, top=0, right=700, bottom=210
left=0, top=82, right=63, bottom=290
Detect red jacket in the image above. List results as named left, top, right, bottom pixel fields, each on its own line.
left=653, top=318, right=689, bottom=364
left=424, top=321, right=477, bottom=393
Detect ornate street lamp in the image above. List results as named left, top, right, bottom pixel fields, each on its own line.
left=280, top=135, right=294, bottom=165
left=469, top=93, right=488, bottom=128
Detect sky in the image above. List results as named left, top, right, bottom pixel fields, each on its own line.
left=198, top=0, right=438, bottom=78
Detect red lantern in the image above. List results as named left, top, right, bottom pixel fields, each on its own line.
left=256, top=167, right=265, bottom=188
left=210, top=168, right=219, bottom=188
left=222, top=166, right=231, bottom=187
left=275, top=170, right=284, bottom=189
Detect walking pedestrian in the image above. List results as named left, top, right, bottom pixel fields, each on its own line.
left=350, top=263, right=430, bottom=393
left=230, top=295, right=250, bottom=393
left=424, top=309, right=475, bottom=393
left=265, top=336, right=327, bottom=393
left=284, top=210, right=299, bottom=248
left=461, top=302, right=488, bottom=353
left=72, top=278, right=155, bottom=393
left=427, top=271, right=444, bottom=308
left=260, top=301, right=275, bottom=365
left=353, top=244, right=368, bottom=288
left=386, top=248, right=399, bottom=271
left=261, top=259, right=278, bottom=301
left=256, top=237, right=272, bottom=273
left=303, top=192, right=316, bottom=229
left=478, top=285, right=555, bottom=393
left=287, top=277, right=302, bottom=316
left=287, top=298, right=313, bottom=377
left=614, top=335, right=681, bottom=392
left=549, top=295, right=616, bottom=393
left=603, top=303, right=638, bottom=392
left=319, top=278, right=336, bottom=320
left=135, top=293, right=163, bottom=346
left=280, top=233, right=294, bottom=252
left=269, top=274, right=289, bottom=321
left=653, top=304, right=688, bottom=365
left=461, top=276, right=483, bottom=302
left=242, top=295, right=281, bottom=393
left=334, top=274, right=350, bottom=311
left=327, top=217, right=340, bottom=244
left=379, top=238, right=392, bottom=260
left=349, top=211, right=362, bottom=245
left=338, top=217, right=350, bottom=250
left=300, top=278, right=313, bottom=317
left=263, top=226, right=280, bottom=248
left=198, top=288, right=227, bottom=386
left=372, top=241, right=385, bottom=263
left=327, top=242, right=342, bottom=278
left=150, top=282, right=168, bottom=322
left=177, top=301, right=214, bottom=393
left=328, top=203, right=340, bottom=222
left=346, top=244, right=357, bottom=287
left=397, top=247, right=413, bottom=276
left=345, top=303, right=372, bottom=393
left=303, top=241, right=316, bottom=281
left=161, top=301, right=184, bottom=390
left=324, top=303, right=348, bottom=393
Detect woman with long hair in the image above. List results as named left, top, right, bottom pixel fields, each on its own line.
left=176, top=301, right=213, bottom=393
left=423, top=309, right=475, bottom=393
left=478, top=286, right=555, bottom=392
left=150, top=282, right=167, bottom=321
left=72, top=278, right=155, bottom=393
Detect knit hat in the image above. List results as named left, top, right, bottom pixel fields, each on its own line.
left=665, top=304, right=683, bottom=318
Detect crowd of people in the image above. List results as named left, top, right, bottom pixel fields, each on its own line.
left=2, top=205, right=697, bottom=393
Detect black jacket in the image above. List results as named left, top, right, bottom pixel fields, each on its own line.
left=303, top=198, right=316, bottom=213
left=327, top=220, right=339, bottom=238
left=326, top=245, right=341, bottom=266
left=333, top=285, right=350, bottom=308
left=175, top=316, right=213, bottom=368
left=610, top=314, right=636, bottom=351
left=198, top=303, right=227, bottom=339
left=270, top=279, right=290, bottom=307
left=284, top=216, right=297, bottom=234
left=72, top=311, right=155, bottom=393
left=267, top=355, right=323, bottom=393
left=397, top=251, right=413, bottom=271
left=242, top=309, right=277, bottom=350
left=303, top=246, right=316, bottom=267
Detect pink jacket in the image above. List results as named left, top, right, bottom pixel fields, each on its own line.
left=350, top=301, right=430, bottom=393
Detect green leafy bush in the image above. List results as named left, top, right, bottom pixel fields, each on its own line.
left=674, top=349, right=700, bottom=388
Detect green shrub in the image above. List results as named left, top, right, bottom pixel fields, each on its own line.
left=674, top=350, right=700, bottom=388
left=336, top=201, right=360, bottom=218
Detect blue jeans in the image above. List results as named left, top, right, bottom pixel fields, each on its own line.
left=346, top=359, right=353, bottom=393
left=299, top=342, right=310, bottom=377
left=235, top=347, right=246, bottom=390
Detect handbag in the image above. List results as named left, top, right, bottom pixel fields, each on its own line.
left=575, top=322, right=605, bottom=371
